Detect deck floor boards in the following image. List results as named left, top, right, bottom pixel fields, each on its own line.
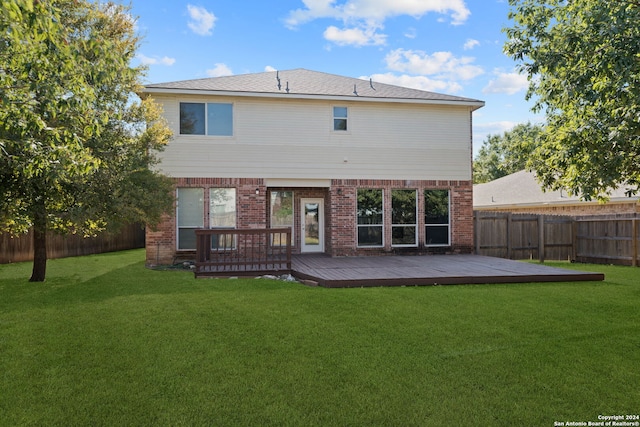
left=291, top=254, right=604, bottom=287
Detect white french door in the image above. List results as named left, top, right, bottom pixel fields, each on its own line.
left=300, top=198, right=324, bottom=253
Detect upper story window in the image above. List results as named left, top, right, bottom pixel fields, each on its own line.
left=179, top=102, right=233, bottom=136
left=333, top=106, right=348, bottom=131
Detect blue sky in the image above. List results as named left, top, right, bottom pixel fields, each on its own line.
left=123, top=0, right=542, bottom=156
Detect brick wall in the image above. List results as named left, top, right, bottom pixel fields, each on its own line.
left=146, top=178, right=474, bottom=266
left=329, top=179, right=474, bottom=256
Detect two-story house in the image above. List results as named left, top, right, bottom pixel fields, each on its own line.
left=142, top=69, right=484, bottom=266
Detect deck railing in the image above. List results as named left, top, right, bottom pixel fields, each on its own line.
left=194, top=228, right=292, bottom=277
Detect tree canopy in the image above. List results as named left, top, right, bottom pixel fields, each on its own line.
left=504, top=0, right=640, bottom=200
left=0, top=0, right=174, bottom=281
left=473, top=122, right=543, bottom=184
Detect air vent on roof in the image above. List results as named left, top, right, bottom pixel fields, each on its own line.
left=276, top=70, right=281, bottom=91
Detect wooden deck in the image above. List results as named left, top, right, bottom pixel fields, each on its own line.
left=291, top=254, right=604, bottom=287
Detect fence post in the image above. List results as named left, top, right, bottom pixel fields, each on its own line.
left=633, top=219, right=638, bottom=267
left=474, top=211, right=481, bottom=255
left=538, top=215, right=545, bottom=263
left=506, top=213, right=512, bottom=259
left=571, top=219, right=578, bottom=262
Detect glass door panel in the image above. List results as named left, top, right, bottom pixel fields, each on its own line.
left=301, top=198, right=324, bottom=253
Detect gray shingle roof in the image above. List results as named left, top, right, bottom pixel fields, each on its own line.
left=474, top=170, right=637, bottom=208
left=144, top=68, right=483, bottom=107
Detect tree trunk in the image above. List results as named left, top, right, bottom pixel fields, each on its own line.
left=30, top=204, right=47, bottom=282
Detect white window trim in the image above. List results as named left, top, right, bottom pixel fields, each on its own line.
left=332, top=105, right=350, bottom=134
left=391, top=189, right=418, bottom=248
left=178, top=101, right=235, bottom=137
left=356, top=189, right=384, bottom=248
left=424, top=189, right=451, bottom=247
left=269, top=190, right=295, bottom=247
left=176, top=187, right=204, bottom=251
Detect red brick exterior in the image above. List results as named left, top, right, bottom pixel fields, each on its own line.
left=146, top=177, right=474, bottom=266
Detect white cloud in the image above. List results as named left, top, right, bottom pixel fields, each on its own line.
left=264, top=65, right=277, bottom=72
left=187, top=5, right=216, bottom=36
left=363, top=73, right=463, bottom=94
left=285, top=0, right=470, bottom=28
left=385, top=48, right=484, bottom=81
left=323, top=25, right=386, bottom=46
left=285, top=0, right=470, bottom=46
left=206, top=63, right=233, bottom=77
left=483, top=70, right=528, bottom=95
left=404, top=27, right=417, bottom=39
left=136, top=53, right=176, bottom=66
left=463, top=38, right=479, bottom=50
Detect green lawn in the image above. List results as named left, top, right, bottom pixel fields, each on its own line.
left=1, top=250, right=638, bottom=426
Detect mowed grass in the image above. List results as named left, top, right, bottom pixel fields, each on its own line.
left=0, top=250, right=638, bottom=426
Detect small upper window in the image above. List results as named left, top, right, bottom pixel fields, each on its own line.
left=333, top=106, right=348, bottom=131
left=180, top=102, right=233, bottom=136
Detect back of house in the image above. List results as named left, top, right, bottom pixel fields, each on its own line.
left=142, top=68, right=484, bottom=265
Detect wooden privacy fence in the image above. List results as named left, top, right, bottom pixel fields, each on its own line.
left=195, top=228, right=292, bottom=277
left=0, top=224, right=145, bottom=264
left=474, top=212, right=640, bottom=266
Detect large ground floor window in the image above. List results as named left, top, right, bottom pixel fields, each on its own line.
left=176, top=187, right=237, bottom=250
left=357, top=189, right=384, bottom=247
left=177, top=188, right=204, bottom=250
left=210, top=188, right=237, bottom=250
left=270, top=191, right=294, bottom=246
left=391, top=189, right=417, bottom=247
left=424, top=189, right=450, bottom=246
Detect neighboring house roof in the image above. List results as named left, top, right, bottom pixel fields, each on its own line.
left=143, top=68, right=484, bottom=109
left=474, top=169, right=638, bottom=209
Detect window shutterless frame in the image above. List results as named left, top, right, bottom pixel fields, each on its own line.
left=333, top=106, right=348, bottom=131
left=356, top=189, right=384, bottom=247
left=209, top=188, right=237, bottom=250
left=176, top=187, right=204, bottom=250
left=179, top=102, right=233, bottom=136
left=270, top=191, right=295, bottom=246
left=391, top=189, right=418, bottom=247
left=424, top=189, right=451, bottom=246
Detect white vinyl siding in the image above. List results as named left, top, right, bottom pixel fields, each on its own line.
left=154, top=96, right=472, bottom=181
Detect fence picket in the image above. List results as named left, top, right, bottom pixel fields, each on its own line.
left=474, top=212, right=640, bottom=266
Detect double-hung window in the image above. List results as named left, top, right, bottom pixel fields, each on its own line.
left=357, top=189, right=383, bottom=247
left=333, top=106, right=348, bottom=131
left=424, top=189, right=450, bottom=246
left=391, top=189, right=417, bottom=247
left=209, top=188, right=236, bottom=250
left=180, top=102, right=233, bottom=136
left=177, top=188, right=204, bottom=250
left=270, top=191, right=294, bottom=246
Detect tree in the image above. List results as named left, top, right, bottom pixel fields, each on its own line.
left=504, top=0, right=640, bottom=200
left=473, top=122, right=543, bottom=183
left=0, top=0, right=174, bottom=281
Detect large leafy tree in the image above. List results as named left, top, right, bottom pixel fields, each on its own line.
left=504, top=0, right=640, bottom=199
left=0, top=0, right=174, bottom=281
left=473, top=122, right=543, bottom=183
